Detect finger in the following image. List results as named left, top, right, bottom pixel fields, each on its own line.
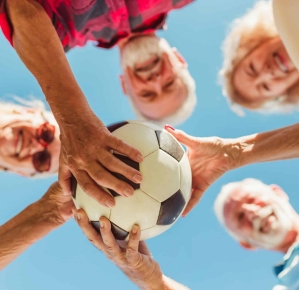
left=109, top=135, right=143, bottom=163
left=99, top=217, right=122, bottom=258
left=164, top=126, right=195, bottom=147
left=73, top=208, right=105, bottom=252
left=182, top=189, right=205, bottom=217
left=58, top=151, right=72, bottom=196
left=86, top=160, right=135, bottom=198
left=126, top=224, right=141, bottom=264
left=73, top=168, right=116, bottom=208
left=101, top=151, right=143, bottom=185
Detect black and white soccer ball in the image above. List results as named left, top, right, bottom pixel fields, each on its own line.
left=71, top=120, right=192, bottom=241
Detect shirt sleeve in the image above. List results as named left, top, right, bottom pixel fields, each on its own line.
left=0, top=0, right=14, bottom=46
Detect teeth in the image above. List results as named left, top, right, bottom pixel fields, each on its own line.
left=16, top=132, right=23, bottom=156
left=274, top=54, right=288, bottom=73
left=252, top=206, right=273, bottom=232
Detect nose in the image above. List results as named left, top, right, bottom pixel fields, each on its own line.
left=147, top=72, right=162, bottom=94
left=28, top=137, right=45, bottom=155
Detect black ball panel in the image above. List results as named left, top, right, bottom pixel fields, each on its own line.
left=157, top=190, right=186, bottom=225
left=107, top=153, right=140, bottom=197
left=110, top=222, right=129, bottom=240
left=107, top=121, right=129, bottom=133
left=155, top=130, right=184, bottom=162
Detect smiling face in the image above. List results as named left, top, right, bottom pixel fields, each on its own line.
left=233, top=37, right=299, bottom=104
left=223, top=183, right=295, bottom=250
left=0, top=110, right=60, bottom=176
left=119, top=36, right=188, bottom=120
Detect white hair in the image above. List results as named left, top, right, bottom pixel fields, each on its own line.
left=219, top=0, right=299, bottom=115
left=124, top=38, right=197, bottom=126
left=214, top=178, right=267, bottom=242
left=0, top=97, right=58, bottom=178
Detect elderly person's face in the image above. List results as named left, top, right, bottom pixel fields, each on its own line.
left=233, top=37, right=299, bottom=104
left=119, top=35, right=188, bottom=119
left=0, top=110, right=60, bottom=176
left=223, top=183, right=295, bottom=250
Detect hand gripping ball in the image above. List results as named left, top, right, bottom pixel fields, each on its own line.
left=71, top=120, right=192, bottom=240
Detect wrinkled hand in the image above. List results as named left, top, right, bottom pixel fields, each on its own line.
left=74, top=209, right=163, bottom=290
left=165, top=127, right=238, bottom=216
left=58, top=112, right=143, bottom=208
left=39, top=182, right=73, bottom=224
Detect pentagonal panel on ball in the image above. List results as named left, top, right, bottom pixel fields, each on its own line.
left=73, top=184, right=111, bottom=222
left=110, top=189, right=160, bottom=232
left=111, top=123, right=159, bottom=157
left=179, top=154, right=192, bottom=202
left=140, top=150, right=180, bottom=202
left=155, top=130, right=185, bottom=162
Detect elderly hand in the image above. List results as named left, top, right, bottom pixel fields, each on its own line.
left=74, top=209, right=165, bottom=290
left=38, top=182, right=74, bottom=224
left=58, top=112, right=143, bottom=208
left=165, top=126, right=239, bottom=216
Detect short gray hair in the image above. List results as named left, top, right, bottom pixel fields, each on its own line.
left=219, top=0, right=299, bottom=116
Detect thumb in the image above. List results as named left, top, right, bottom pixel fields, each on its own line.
left=164, top=125, right=196, bottom=147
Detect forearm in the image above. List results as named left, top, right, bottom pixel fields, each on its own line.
left=6, top=0, right=92, bottom=124
left=0, top=200, right=62, bottom=270
left=231, top=123, right=299, bottom=168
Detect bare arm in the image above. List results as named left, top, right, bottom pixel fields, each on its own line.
left=6, top=0, right=143, bottom=204
left=0, top=182, right=71, bottom=270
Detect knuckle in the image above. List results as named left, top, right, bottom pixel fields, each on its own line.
left=81, top=182, right=94, bottom=194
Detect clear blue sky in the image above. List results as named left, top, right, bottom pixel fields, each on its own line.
left=1, top=1, right=299, bottom=289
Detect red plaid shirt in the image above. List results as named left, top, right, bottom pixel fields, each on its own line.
left=0, top=0, right=193, bottom=51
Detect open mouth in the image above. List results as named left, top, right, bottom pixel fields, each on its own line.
left=15, top=130, right=23, bottom=156
left=252, top=206, right=275, bottom=233
left=273, top=53, right=288, bottom=73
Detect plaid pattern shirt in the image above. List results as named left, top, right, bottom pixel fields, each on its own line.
left=0, top=0, right=193, bottom=51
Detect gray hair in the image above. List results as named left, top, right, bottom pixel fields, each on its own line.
left=219, top=0, right=299, bottom=116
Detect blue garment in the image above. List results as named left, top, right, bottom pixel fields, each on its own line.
left=273, top=243, right=299, bottom=290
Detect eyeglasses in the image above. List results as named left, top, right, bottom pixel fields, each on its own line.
left=32, top=122, right=55, bottom=172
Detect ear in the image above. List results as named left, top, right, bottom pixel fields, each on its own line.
left=172, top=48, right=188, bottom=68
left=119, top=75, right=127, bottom=96
left=269, top=184, right=289, bottom=201
left=239, top=240, right=257, bottom=250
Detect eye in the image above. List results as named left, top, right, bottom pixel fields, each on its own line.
left=164, top=80, right=175, bottom=89
left=141, top=92, right=154, bottom=98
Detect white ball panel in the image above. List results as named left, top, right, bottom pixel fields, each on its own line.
left=73, top=185, right=110, bottom=221
left=140, top=150, right=180, bottom=202
left=179, top=154, right=192, bottom=202
left=138, top=224, right=172, bottom=241
left=127, top=120, right=162, bottom=131
left=110, top=189, right=160, bottom=232
left=112, top=123, right=159, bottom=157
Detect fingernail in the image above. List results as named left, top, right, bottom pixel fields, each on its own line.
left=63, top=191, right=72, bottom=196
left=106, top=200, right=115, bottom=208
left=100, top=221, right=104, bottom=228
left=137, top=154, right=143, bottom=162
left=76, top=213, right=81, bottom=220
left=132, top=224, right=138, bottom=234
left=133, top=174, right=143, bottom=183
left=124, top=188, right=134, bottom=197
left=165, top=124, right=175, bottom=131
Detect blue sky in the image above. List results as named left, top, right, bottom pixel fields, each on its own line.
left=1, top=1, right=299, bottom=289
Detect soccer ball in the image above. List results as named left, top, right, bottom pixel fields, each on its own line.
left=71, top=120, right=192, bottom=240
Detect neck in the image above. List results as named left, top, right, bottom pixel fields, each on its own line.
left=276, top=217, right=299, bottom=254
